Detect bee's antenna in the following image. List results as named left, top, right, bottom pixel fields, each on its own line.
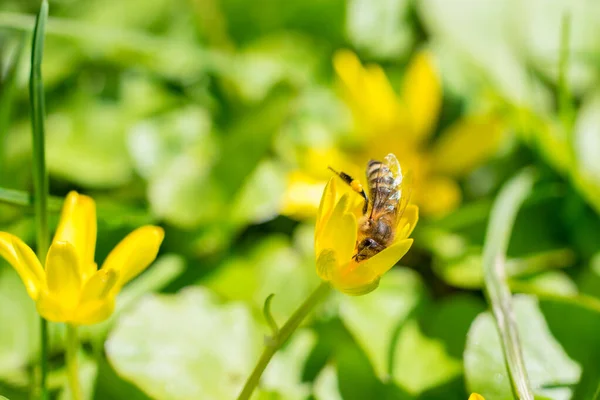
left=328, top=165, right=369, bottom=214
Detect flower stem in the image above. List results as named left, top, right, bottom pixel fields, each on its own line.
left=29, top=1, right=50, bottom=399
left=237, top=282, right=331, bottom=400
left=66, top=324, right=83, bottom=400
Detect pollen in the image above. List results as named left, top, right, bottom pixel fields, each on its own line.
left=351, top=179, right=363, bottom=193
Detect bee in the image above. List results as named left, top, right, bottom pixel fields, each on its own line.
left=329, top=153, right=411, bottom=262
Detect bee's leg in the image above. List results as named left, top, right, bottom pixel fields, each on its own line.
left=328, top=166, right=369, bottom=214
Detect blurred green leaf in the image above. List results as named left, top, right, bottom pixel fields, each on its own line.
left=226, top=34, right=318, bottom=103
left=206, top=235, right=319, bottom=317
left=392, top=319, right=462, bottom=395
left=260, top=330, right=316, bottom=399
left=230, top=159, right=286, bottom=226
left=434, top=247, right=575, bottom=289
left=338, top=268, right=424, bottom=380
left=313, top=364, right=342, bottom=400
left=346, top=0, right=413, bottom=59
left=465, top=295, right=581, bottom=400
left=574, top=92, right=600, bottom=185
left=80, top=254, right=185, bottom=343
left=106, top=287, right=263, bottom=399
left=44, top=101, right=133, bottom=188
left=0, top=267, right=38, bottom=385
left=540, top=297, right=600, bottom=399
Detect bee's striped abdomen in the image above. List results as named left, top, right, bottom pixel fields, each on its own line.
left=366, top=160, right=399, bottom=214
left=367, top=160, right=394, bottom=191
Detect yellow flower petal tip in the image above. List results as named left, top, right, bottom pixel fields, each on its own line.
left=468, top=394, right=485, bottom=400
left=0, top=191, right=165, bottom=325
left=314, top=170, right=417, bottom=296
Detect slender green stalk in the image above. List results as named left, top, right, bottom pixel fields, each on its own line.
left=66, top=325, right=83, bottom=400
left=29, top=1, right=50, bottom=399
left=510, top=281, right=600, bottom=314
left=482, top=168, right=536, bottom=400
left=237, top=282, right=331, bottom=400
left=558, top=13, right=574, bottom=136
left=0, top=187, right=62, bottom=210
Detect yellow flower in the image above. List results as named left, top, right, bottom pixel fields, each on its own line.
left=325, top=50, right=503, bottom=218
left=0, top=191, right=164, bottom=325
left=314, top=178, right=418, bottom=295
left=468, top=394, right=485, bottom=400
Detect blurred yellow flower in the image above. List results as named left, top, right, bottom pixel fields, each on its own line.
left=281, top=50, right=504, bottom=219
left=468, top=394, right=485, bottom=400
left=0, top=191, right=164, bottom=325
left=333, top=50, right=504, bottom=217
left=314, top=178, right=418, bottom=295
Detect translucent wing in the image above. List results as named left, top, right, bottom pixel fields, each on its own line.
left=383, top=153, right=412, bottom=225
left=394, top=168, right=413, bottom=226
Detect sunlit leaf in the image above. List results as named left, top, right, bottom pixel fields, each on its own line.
left=465, top=295, right=581, bottom=400
left=0, top=267, right=39, bottom=384
left=338, top=268, right=424, bottom=379
left=106, top=287, right=262, bottom=399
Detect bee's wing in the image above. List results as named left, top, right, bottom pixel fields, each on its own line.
left=383, top=153, right=412, bottom=225
left=395, top=169, right=413, bottom=226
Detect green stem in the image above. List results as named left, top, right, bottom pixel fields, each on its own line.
left=66, top=325, right=83, bottom=400
left=237, top=282, right=331, bottom=400
left=482, top=168, right=536, bottom=400
left=510, top=281, right=600, bottom=314
left=29, top=1, right=50, bottom=399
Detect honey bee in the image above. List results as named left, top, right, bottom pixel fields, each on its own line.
left=329, top=153, right=411, bottom=262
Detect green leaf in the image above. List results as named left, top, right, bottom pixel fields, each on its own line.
left=44, top=101, right=134, bottom=188
left=574, top=92, right=600, bottom=185
left=106, top=287, right=263, bottom=399
left=465, top=295, right=581, bottom=400
left=392, top=319, right=462, bottom=395
left=539, top=298, right=600, bottom=399
left=0, top=267, right=39, bottom=384
left=338, top=268, right=424, bottom=380
left=261, top=330, right=316, bottom=399
left=205, top=235, right=320, bottom=318
left=391, top=295, right=485, bottom=396
left=313, top=364, right=343, bottom=400
left=346, top=0, right=413, bottom=59
left=230, top=159, right=286, bottom=226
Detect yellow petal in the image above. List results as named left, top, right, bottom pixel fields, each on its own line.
left=333, top=50, right=364, bottom=101
left=334, top=50, right=403, bottom=134
left=468, top=394, right=485, bottom=400
left=80, top=268, right=119, bottom=303
left=431, top=114, right=504, bottom=177
left=316, top=249, right=336, bottom=282
left=315, top=194, right=356, bottom=262
left=281, top=172, right=328, bottom=220
left=45, top=241, right=82, bottom=308
left=359, top=239, right=413, bottom=277
left=401, top=51, right=442, bottom=143
left=330, top=262, right=380, bottom=296
left=316, top=178, right=337, bottom=239
left=364, top=64, right=403, bottom=130
left=0, top=233, right=44, bottom=299
left=102, top=226, right=164, bottom=288
left=53, top=191, right=97, bottom=280
left=397, top=204, right=419, bottom=240
left=36, top=290, right=69, bottom=323
left=416, top=177, right=461, bottom=217
left=71, top=297, right=116, bottom=325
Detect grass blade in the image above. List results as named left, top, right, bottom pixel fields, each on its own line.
left=29, top=1, right=50, bottom=399
left=0, top=33, right=25, bottom=173
left=482, top=168, right=536, bottom=400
